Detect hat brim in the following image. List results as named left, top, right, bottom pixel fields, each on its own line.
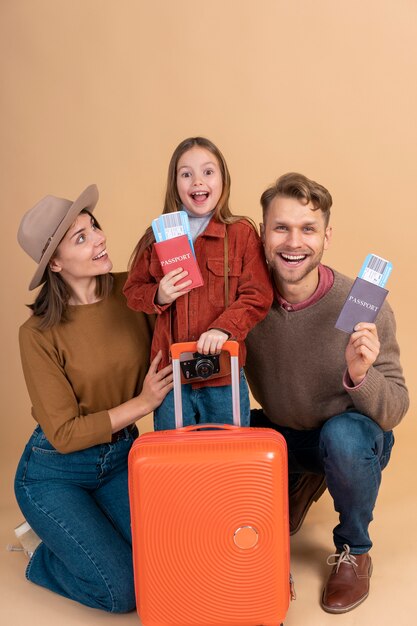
left=29, top=184, right=99, bottom=290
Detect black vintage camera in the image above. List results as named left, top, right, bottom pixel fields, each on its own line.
left=180, top=352, right=221, bottom=380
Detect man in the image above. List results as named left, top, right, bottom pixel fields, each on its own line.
left=245, top=172, right=409, bottom=614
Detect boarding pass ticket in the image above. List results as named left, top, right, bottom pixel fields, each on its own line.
left=152, top=211, right=195, bottom=255
left=358, top=254, right=392, bottom=288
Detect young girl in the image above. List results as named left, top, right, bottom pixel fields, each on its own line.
left=124, top=137, right=273, bottom=429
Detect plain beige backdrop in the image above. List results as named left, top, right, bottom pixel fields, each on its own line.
left=0, top=1, right=416, bottom=625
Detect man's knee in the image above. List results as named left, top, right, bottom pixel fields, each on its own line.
left=320, top=412, right=384, bottom=462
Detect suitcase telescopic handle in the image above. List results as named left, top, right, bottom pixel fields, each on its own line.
left=170, top=341, right=241, bottom=429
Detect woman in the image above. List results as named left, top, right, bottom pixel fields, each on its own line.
left=14, top=184, right=173, bottom=612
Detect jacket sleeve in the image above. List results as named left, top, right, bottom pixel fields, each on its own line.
left=344, top=302, right=409, bottom=430
left=19, top=325, right=112, bottom=454
left=123, top=246, right=169, bottom=315
left=209, top=226, right=273, bottom=340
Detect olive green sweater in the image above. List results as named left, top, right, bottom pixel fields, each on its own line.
left=19, top=273, right=153, bottom=453
left=245, top=270, right=409, bottom=432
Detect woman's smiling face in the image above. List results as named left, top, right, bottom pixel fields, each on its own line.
left=50, top=212, right=112, bottom=283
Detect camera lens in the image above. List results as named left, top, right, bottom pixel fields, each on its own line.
left=195, top=358, right=215, bottom=379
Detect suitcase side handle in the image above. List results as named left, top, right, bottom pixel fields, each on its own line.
left=181, top=423, right=238, bottom=432
left=170, top=341, right=241, bottom=429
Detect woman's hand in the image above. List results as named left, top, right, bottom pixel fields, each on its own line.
left=139, top=351, right=173, bottom=413
left=108, top=351, right=173, bottom=432
left=156, top=267, right=192, bottom=305
left=197, top=329, right=229, bottom=354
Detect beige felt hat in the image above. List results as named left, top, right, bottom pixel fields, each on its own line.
left=17, top=184, right=99, bottom=290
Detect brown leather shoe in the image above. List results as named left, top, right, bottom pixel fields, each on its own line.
left=321, top=545, right=373, bottom=613
left=289, top=474, right=327, bottom=535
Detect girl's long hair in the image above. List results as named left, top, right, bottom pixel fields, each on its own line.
left=29, top=210, right=113, bottom=329
left=129, top=137, right=256, bottom=268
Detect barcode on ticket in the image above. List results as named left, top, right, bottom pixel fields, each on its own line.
left=162, top=213, right=185, bottom=238
left=358, top=253, right=392, bottom=288
left=152, top=211, right=195, bottom=255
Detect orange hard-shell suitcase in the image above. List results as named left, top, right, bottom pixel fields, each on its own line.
left=128, top=341, right=290, bottom=626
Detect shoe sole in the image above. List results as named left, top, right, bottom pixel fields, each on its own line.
left=320, top=560, right=373, bottom=613
left=290, top=477, right=327, bottom=535
left=321, top=590, right=369, bottom=614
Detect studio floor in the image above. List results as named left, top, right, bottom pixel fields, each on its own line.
left=1, top=428, right=416, bottom=626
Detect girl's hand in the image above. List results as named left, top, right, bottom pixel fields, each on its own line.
left=139, top=351, right=173, bottom=412
left=345, top=322, right=380, bottom=385
left=197, top=329, right=229, bottom=354
left=156, top=267, right=192, bottom=305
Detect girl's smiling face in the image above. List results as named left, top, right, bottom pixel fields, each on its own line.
left=176, top=146, right=223, bottom=217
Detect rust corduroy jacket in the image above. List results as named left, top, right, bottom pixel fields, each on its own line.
left=124, top=218, right=273, bottom=387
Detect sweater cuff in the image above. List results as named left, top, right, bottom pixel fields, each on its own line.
left=344, top=366, right=381, bottom=399
left=103, top=410, right=114, bottom=441
left=343, top=369, right=368, bottom=390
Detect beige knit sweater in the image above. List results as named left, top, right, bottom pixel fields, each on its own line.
left=245, top=270, right=409, bottom=432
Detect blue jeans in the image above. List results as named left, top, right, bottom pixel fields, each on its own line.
left=154, top=369, right=250, bottom=430
left=14, top=425, right=137, bottom=612
left=251, top=409, right=394, bottom=554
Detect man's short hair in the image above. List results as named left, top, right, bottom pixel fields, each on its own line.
left=261, top=172, right=332, bottom=226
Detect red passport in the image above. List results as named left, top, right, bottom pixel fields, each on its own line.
left=154, top=235, right=204, bottom=290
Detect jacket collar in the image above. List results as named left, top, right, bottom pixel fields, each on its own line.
left=201, top=217, right=226, bottom=239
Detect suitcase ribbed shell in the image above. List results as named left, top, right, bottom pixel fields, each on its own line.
left=129, top=427, right=289, bottom=626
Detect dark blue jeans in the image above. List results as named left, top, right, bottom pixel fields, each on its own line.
left=251, top=409, right=394, bottom=554
left=14, top=425, right=137, bottom=612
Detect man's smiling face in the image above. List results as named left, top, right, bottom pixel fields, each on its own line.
left=261, top=195, right=332, bottom=293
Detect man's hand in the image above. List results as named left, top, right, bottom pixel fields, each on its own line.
left=345, top=322, right=380, bottom=385
left=156, top=267, right=192, bottom=305
left=197, top=329, right=229, bottom=354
